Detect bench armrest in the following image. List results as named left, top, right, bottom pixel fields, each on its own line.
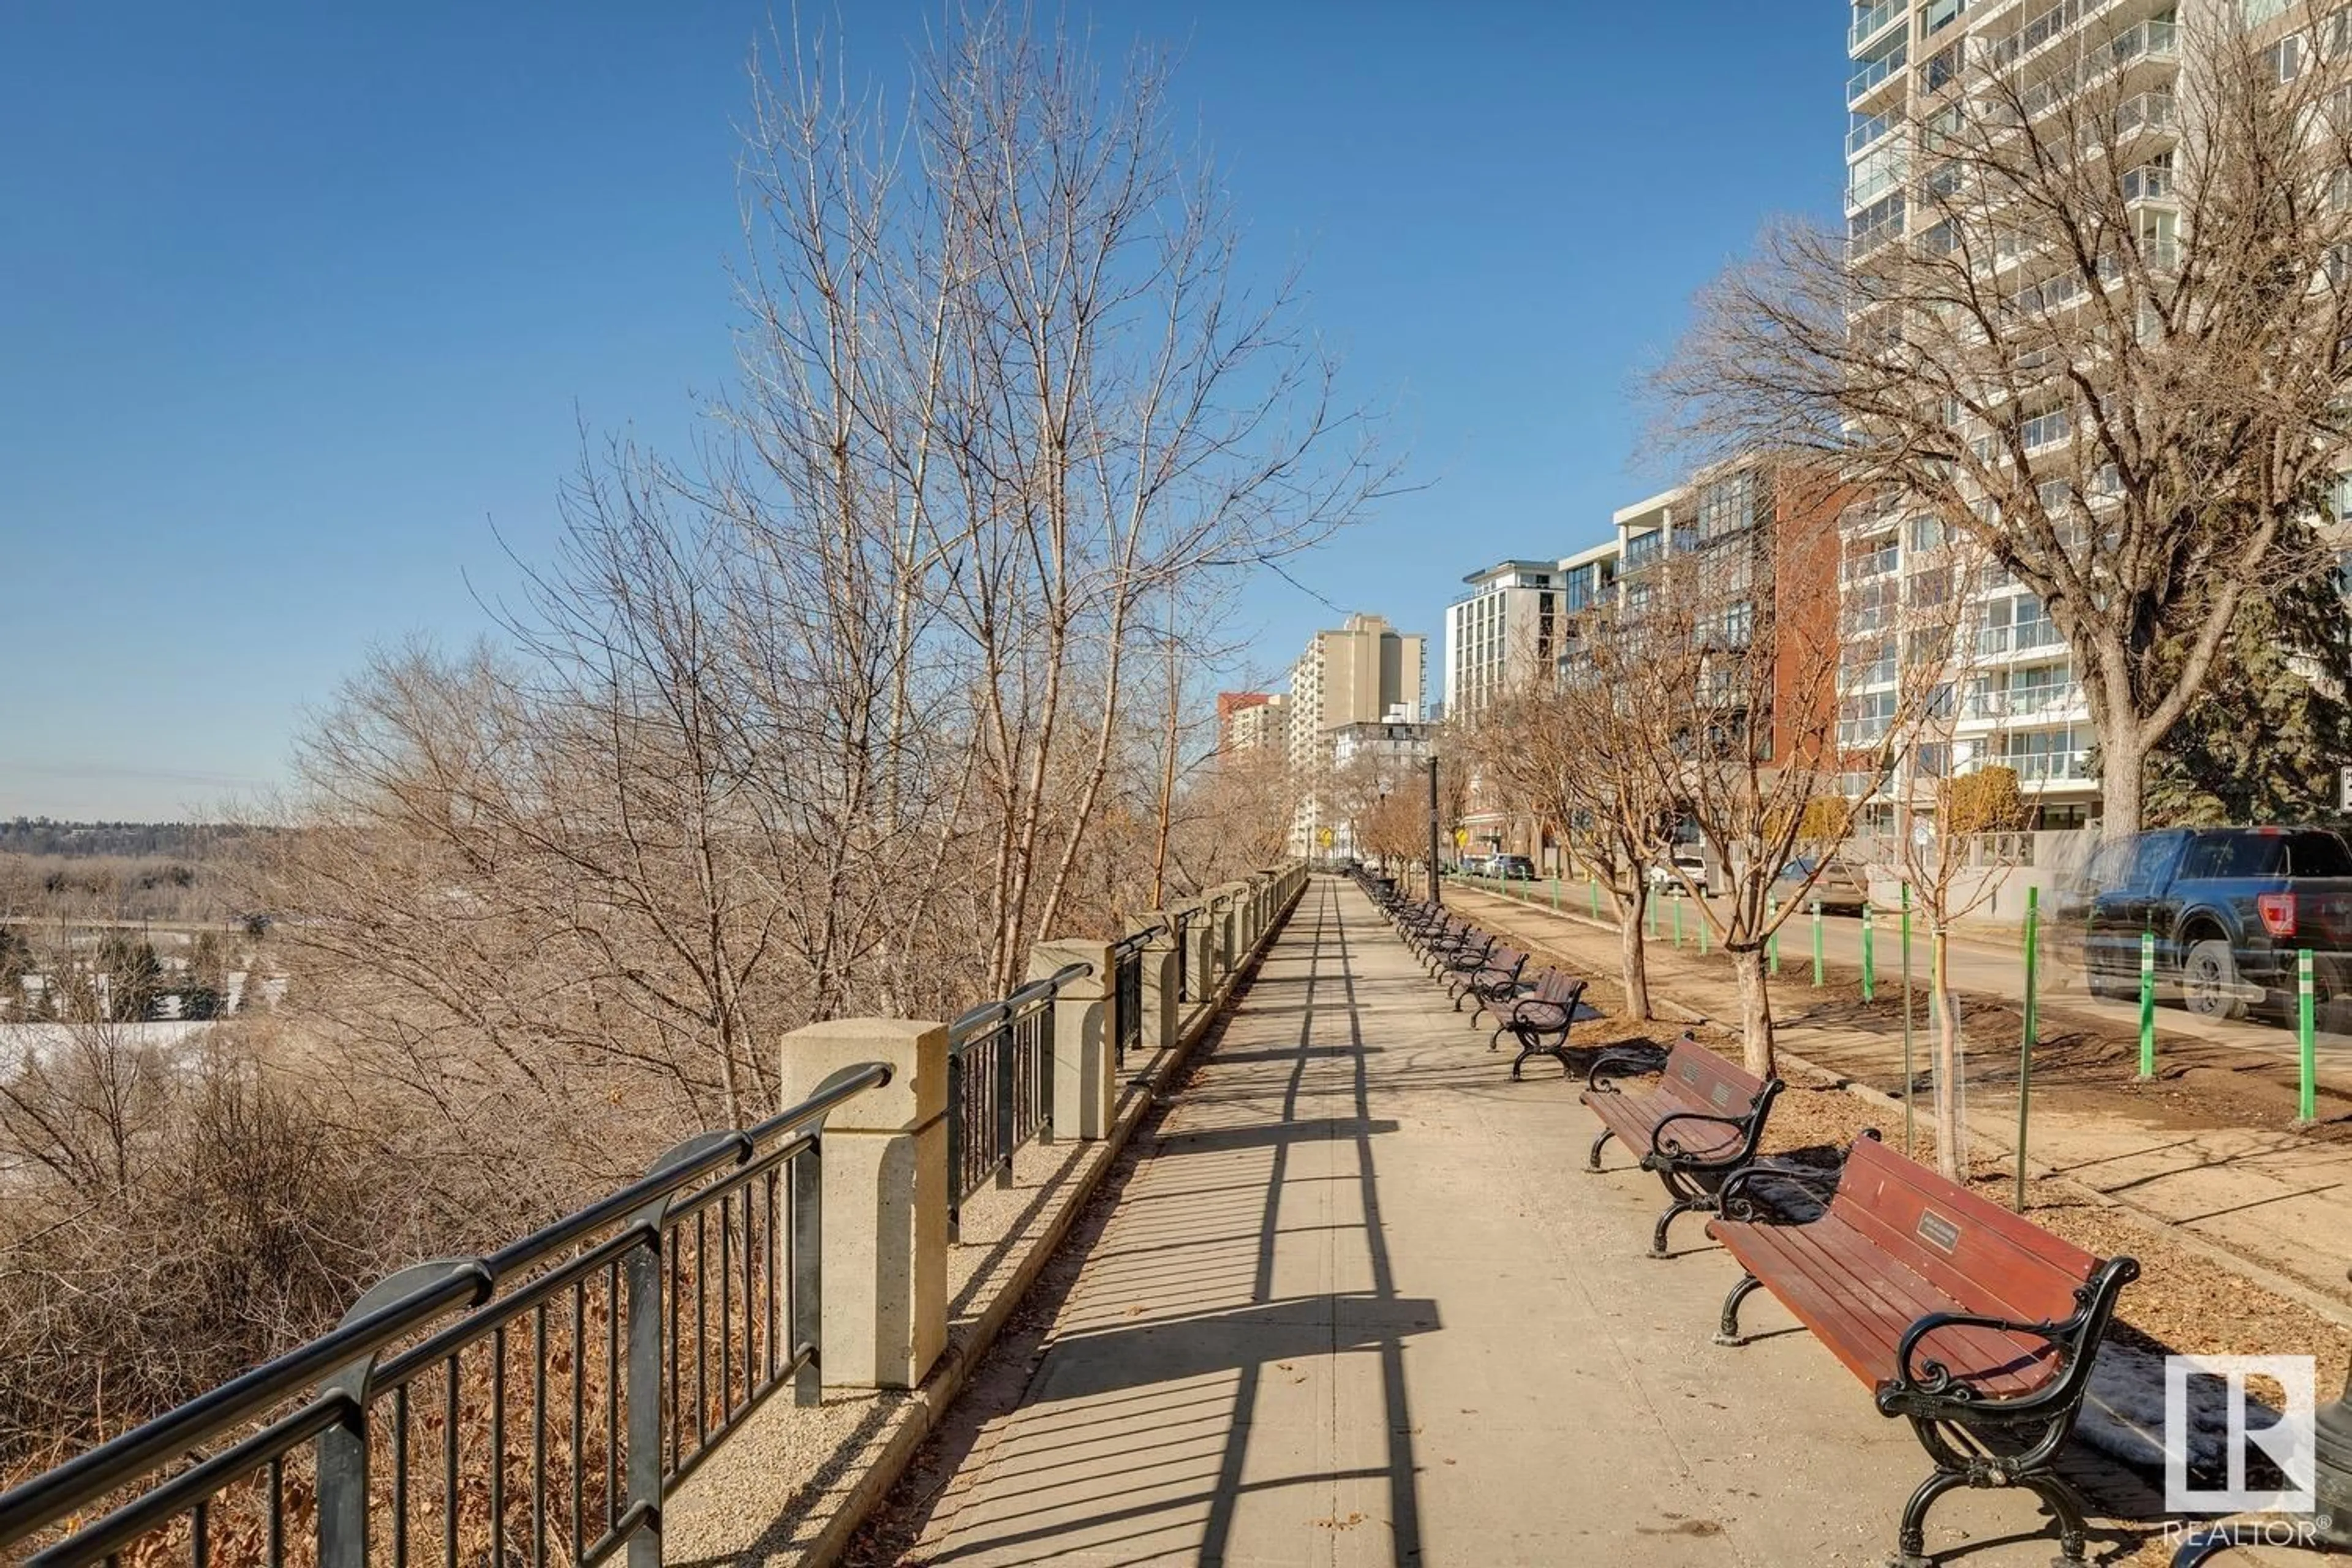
left=1875, top=1255, right=2141, bottom=1420
left=1585, top=1044, right=1667, bottom=1094
left=1645, top=1109, right=1758, bottom=1164
left=1715, top=1161, right=1844, bottom=1222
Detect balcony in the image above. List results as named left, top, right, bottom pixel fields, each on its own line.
left=1850, top=39, right=1910, bottom=105
left=1851, top=0, right=1909, bottom=50
left=1621, top=526, right=1695, bottom=571
left=1848, top=108, right=1899, bottom=157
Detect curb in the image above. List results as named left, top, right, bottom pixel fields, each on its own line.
left=796, top=884, right=1308, bottom=1567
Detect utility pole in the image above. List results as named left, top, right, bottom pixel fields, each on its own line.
left=1427, top=753, right=1443, bottom=905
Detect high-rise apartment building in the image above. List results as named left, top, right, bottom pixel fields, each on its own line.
left=1444, top=560, right=1561, bottom=717
left=1286, top=613, right=1427, bottom=853
left=1217, top=692, right=1287, bottom=755
left=1839, top=0, right=2180, bottom=827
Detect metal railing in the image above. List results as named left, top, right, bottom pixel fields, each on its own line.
left=0, top=1062, right=892, bottom=1568
left=1172, top=908, right=1196, bottom=1002
left=944, top=963, right=1089, bottom=1242
left=1111, top=931, right=1149, bottom=1067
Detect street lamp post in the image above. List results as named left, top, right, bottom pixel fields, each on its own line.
left=1427, top=754, right=1442, bottom=905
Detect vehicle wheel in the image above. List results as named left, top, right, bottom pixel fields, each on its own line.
left=2180, top=938, right=2246, bottom=1021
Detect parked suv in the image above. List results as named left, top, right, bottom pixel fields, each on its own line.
left=2067, top=826, right=2352, bottom=1020
left=1492, top=854, right=1536, bottom=880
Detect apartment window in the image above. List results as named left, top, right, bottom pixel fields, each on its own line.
left=2022, top=407, right=2073, bottom=451
left=2138, top=208, right=2179, bottom=271
left=1910, top=514, right=1945, bottom=551
left=1849, top=192, right=1907, bottom=255
left=1698, top=471, right=1763, bottom=542
left=2265, top=34, right=2304, bottom=83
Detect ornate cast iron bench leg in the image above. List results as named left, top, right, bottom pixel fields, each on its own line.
left=1714, top=1272, right=1762, bottom=1346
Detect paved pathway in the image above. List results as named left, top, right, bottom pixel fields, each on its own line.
left=900, top=878, right=2158, bottom=1566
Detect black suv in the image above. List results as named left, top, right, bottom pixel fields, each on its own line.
left=2068, top=826, right=2352, bottom=1021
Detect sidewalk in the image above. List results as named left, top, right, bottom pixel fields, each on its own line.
left=876, top=878, right=2165, bottom=1566
left=1447, top=884, right=2352, bottom=1319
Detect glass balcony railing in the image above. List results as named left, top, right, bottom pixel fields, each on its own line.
left=1850, top=39, right=1910, bottom=103
left=1622, top=527, right=1697, bottom=570
left=1852, top=0, right=1909, bottom=48
left=1848, top=109, right=1899, bottom=157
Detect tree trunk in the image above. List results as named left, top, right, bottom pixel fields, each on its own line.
left=1618, top=886, right=1652, bottom=1022
left=2093, top=677, right=2144, bottom=839
left=1932, top=928, right=1963, bottom=1181
left=1730, top=943, right=1775, bottom=1079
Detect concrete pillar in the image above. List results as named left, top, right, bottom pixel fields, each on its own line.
left=1185, top=903, right=1215, bottom=1001
left=1134, top=919, right=1181, bottom=1057
left=1028, top=940, right=1113, bottom=1140
left=777, top=1019, right=946, bottom=1391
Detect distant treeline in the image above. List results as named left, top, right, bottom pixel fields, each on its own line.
left=0, top=820, right=269, bottom=859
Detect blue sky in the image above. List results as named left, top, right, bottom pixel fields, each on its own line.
left=0, top=1, right=1844, bottom=820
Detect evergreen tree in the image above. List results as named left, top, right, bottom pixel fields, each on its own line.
left=2146, top=549, right=2352, bottom=827
left=95, top=930, right=163, bottom=1022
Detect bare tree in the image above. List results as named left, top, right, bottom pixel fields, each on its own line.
left=1607, top=462, right=1929, bottom=1077
left=1463, top=656, right=1677, bottom=1020
left=1662, top=3, right=2352, bottom=839
left=262, top=6, right=1386, bottom=1180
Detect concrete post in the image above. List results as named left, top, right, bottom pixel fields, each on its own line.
left=1134, top=919, right=1180, bottom=1057
left=1028, top=940, right=1113, bottom=1140
left=1212, top=892, right=1238, bottom=979
left=1185, top=903, right=1215, bottom=1002
left=776, top=1019, right=946, bottom=1391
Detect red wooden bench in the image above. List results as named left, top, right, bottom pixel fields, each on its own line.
left=1487, top=967, right=1589, bottom=1077
left=1450, top=943, right=1526, bottom=1016
left=1580, top=1036, right=1781, bottom=1255
left=1709, top=1134, right=2138, bottom=1568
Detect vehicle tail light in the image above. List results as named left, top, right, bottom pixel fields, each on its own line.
left=2258, top=892, right=2298, bottom=938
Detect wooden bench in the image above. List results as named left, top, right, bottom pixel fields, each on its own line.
left=1581, top=1036, right=1781, bottom=1256
left=1709, top=1134, right=2139, bottom=1568
left=1488, top=968, right=1589, bottom=1078
left=1449, top=943, right=1525, bottom=1015
left=1427, top=925, right=1494, bottom=986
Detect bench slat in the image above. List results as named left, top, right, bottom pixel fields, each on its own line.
left=1829, top=1138, right=2098, bottom=1327
left=1718, top=1217, right=2062, bottom=1398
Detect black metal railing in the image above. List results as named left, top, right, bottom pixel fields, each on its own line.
left=944, top=963, right=1089, bottom=1242
left=1173, top=907, right=1195, bottom=1003
left=0, top=1063, right=892, bottom=1568
left=1111, top=931, right=1150, bottom=1066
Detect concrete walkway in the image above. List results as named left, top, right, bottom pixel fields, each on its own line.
left=896, top=878, right=2157, bottom=1566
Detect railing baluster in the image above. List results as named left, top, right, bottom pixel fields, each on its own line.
left=994, top=1015, right=1016, bottom=1189
left=444, top=1353, right=460, bottom=1568
left=570, top=1280, right=585, bottom=1562
left=393, top=1384, right=410, bottom=1568
left=720, top=1193, right=734, bottom=1422
left=792, top=1139, right=823, bottom=1408
left=626, top=1228, right=663, bottom=1568
left=491, top=1326, right=507, bottom=1568
left=532, top=1302, right=548, bottom=1568
left=267, top=1457, right=284, bottom=1568
left=603, top=1264, right=619, bottom=1537
left=946, top=1052, right=965, bottom=1243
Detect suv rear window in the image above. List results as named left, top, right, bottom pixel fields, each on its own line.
left=2180, top=830, right=2352, bottom=879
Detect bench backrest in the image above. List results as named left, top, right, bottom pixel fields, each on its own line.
left=1531, top=969, right=1582, bottom=1004
left=1657, top=1036, right=1766, bottom=1117
left=1830, top=1135, right=2102, bottom=1324
left=1487, top=946, right=1526, bottom=974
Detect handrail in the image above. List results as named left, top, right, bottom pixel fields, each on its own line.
left=0, top=1060, right=892, bottom=1558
